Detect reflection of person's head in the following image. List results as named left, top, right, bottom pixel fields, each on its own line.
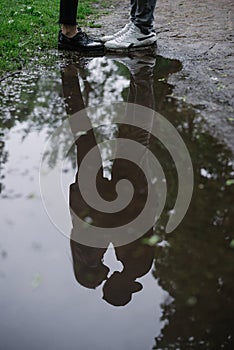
left=103, top=271, right=143, bottom=306
left=70, top=239, right=109, bottom=289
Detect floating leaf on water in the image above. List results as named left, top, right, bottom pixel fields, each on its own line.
left=142, top=234, right=160, bottom=246
left=226, top=179, right=234, bottom=186
left=27, top=192, right=36, bottom=199
left=229, top=240, right=234, bottom=249
left=31, top=273, right=42, bottom=289
left=186, top=296, right=197, bottom=306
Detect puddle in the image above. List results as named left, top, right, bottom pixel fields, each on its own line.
left=0, top=54, right=234, bottom=349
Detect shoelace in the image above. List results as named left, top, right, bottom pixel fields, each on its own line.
left=78, top=30, right=89, bottom=40
left=114, top=26, right=156, bottom=44
left=78, top=30, right=101, bottom=43
left=114, top=23, right=131, bottom=37
left=115, top=25, right=136, bottom=43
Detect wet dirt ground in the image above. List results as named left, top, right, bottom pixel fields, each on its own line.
left=89, top=0, right=234, bottom=153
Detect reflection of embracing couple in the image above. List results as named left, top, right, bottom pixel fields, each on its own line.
left=70, top=233, right=154, bottom=306
left=62, top=55, right=156, bottom=306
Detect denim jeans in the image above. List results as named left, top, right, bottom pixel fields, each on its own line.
left=130, top=0, right=157, bottom=34
left=59, top=0, right=157, bottom=33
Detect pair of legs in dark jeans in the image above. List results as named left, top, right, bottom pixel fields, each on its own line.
left=59, top=0, right=157, bottom=46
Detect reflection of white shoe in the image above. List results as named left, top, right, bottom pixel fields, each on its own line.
left=113, top=55, right=156, bottom=75
left=105, top=23, right=157, bottom=51
left=113, top=56, right=156, bottom=74
left=101, top=23, right=132, bottom=43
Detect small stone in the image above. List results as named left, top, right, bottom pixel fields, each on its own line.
left=186, top=296, right=197, bottom=306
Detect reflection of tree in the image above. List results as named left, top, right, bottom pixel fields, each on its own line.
left=150, top=86, right=234, bottom=348
left=153, top=188, right=234, bottom=349
left=0, top=58, right=129, bottom=188
left=0, top=55, right=181, bottom=184
left=1, top=54, right=234, bottom=347
left=0, top=67, right=69, bottom=195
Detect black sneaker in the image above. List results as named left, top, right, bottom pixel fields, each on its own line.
left=58, top=29, right=105, bottom=52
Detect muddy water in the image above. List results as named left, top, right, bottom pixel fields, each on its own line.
left=0, top=54, right=234, bottom=350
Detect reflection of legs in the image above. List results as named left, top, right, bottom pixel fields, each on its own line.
left=110, top=57, right=156, bottom=207
left=61, top=63, right=102, bottom=169
left=128, top=61, right=155, bottom=109
left=62, top=62, right=109, bottom=289
left=118, top=58, right=156, bottom=178
left=61, top=64, right=85, bottom=113
left=102, top=59, right=157, bottom=306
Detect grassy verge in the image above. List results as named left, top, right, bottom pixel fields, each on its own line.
left=0, top=0, right=106, bottom=77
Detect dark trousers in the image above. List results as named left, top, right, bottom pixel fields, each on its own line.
left=59, top=0, right=157, bottom=33
left=59, top=0, right=78, bottom=25
left=130, top=0, right=157, bottom=33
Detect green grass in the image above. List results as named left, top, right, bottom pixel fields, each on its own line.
left=0, top=0, right=104, bottom=77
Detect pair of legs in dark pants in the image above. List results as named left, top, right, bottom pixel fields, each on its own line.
left=59, top=0, right=157, bottom=33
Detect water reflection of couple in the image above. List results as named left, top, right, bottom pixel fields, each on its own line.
left=61, top=55, right=156, bottom=306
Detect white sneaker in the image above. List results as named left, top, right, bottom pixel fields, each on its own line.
left=105, top=23, right=157, bottom=51
left=101, top=22, right=132, bottom=43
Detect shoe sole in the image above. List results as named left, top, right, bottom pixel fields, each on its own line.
left=105, top=42, right=157, bottom=54
left=100, top=37, right=115, bottom=43
left=58, top=43, right=105, bottom=53
left=58, top=50, right=106, bottom=59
